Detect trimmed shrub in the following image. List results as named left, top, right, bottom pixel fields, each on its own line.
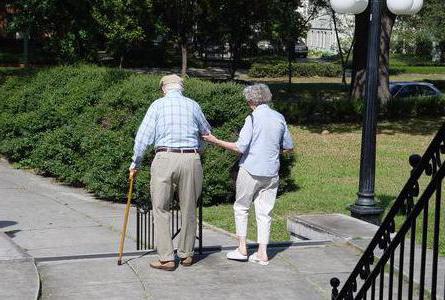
left=248, top=62, right=342, bottom=78
left=386, top=96, right=445, bottom=119
left=273, top=95, right=445, bottom=125
left=273, top=98, right=363, bottom=124
left=0, top=65, right=295, bottom=205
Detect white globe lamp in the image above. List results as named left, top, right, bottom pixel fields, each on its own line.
left=330, top=0, right=369, bottom=14
left=387, top=0, right=415, bottom=15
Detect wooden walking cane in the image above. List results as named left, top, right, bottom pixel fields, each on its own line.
left=117, top=173, right=134, bottom=265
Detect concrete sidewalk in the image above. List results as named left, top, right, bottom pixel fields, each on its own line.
left=0, top=158, right=237, bottom=258
left=0, top=232, right=40, bottom=300
left=0, top=158, right=361, bottom=299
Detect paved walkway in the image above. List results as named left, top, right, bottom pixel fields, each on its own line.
left=0, top=158, right=362, bottom=299
left=0, top=232, right=39, bottom=300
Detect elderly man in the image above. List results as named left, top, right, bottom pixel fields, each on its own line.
left=203, top=84, right=293, bottom=265
left=129, top=74, right=211, bottom=271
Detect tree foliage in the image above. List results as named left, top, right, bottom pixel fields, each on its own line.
left=7, top=0, right=444, bottom=75
left=92, top=0, right=153, bottom=68
left=7, top=0, right=99, bottom=62
left=153, top=0, right=200, bottom=75
left=196, top=0, right=271, bottom=78
left=393, top=0, right=445, bottom=62
left=264, top=0, right=327, bottom=83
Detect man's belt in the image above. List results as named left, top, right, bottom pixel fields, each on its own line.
left=155, top=147, right=199, bottom=154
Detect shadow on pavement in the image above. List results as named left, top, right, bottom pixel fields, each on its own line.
left=4, top=229, right=20, bottom=238
left=0, top=220, right=17, bottom=229
left=194, top=250, right=222, bottom=264
left=123, top=242, right=292, bottom=265
left=247, top=241, right=292, bottom=260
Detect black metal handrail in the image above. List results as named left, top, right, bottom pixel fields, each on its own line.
left=331, top=123, right=445, bottom=299
left=135, top=194, right=203, bottom=254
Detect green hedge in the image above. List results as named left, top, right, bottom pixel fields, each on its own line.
left=248, top=59, right=445, bottom=78
left=386, top=96, right=445, bottom=118
left=273, top=95, right=445, bottom=124
left=0, top=65, right=295, bottom=205
left=248, top=62, right=342, bottom=78
left=273, top=98, right=363, bottom=124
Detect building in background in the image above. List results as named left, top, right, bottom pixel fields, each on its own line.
left=306, top=13, right=337, bottom=52
left=300, top=0, right=354, bottom=53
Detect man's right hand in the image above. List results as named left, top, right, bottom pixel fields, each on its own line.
left=129, top=168, right=138, bottom=179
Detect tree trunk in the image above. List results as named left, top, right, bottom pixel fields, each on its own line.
left=332, top=10, right=347, bottom=86
left=350, top=11, right=368, bottom=100
left=229, top=41, right=241, bottom=79
left=440, top=41, right=445, bottom=63
left=23, top=29, right=29, bottom=67
left=351, top=6, right=396, bottom=105
left=378, top=7, right=396, bottom=105
left=119, top=54, right=124, bottom=69
left=287, top=39, right=293, bottom=86
left=181, top=42, right=187, bottom=77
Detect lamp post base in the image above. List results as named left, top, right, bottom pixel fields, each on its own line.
left=349, top=204, right=384, bottom=226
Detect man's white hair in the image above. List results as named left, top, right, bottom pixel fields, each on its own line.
left=243, top=84, right=272, bottom=105
left=163, top=83, right=184, bottom=92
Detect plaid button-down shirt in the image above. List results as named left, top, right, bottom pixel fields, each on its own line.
left=130, top=90, right=211, bottom=169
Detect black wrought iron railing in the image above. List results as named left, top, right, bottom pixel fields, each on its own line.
left=331, top=123, right=445, bottom=299
left=135, top=194, right=203, bottom=254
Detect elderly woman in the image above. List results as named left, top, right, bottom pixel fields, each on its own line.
left=203, top=84, right=294, bottom=265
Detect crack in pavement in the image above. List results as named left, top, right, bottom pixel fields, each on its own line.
left=127, top=259, right=152, bottom=300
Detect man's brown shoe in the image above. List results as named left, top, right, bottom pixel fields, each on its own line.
left=149, top=260, right=176, bottom=271
left=180, top=256, right=193, bottom=267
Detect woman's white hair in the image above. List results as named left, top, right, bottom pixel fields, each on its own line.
left=243, top=84, right=272, bottom=105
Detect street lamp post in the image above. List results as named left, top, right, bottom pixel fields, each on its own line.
left=349, top=0, right=383, bottom=225
left=330, top=0, right=423, bottom=224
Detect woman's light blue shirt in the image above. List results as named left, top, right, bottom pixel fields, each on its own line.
left=235, top=104, right=294, bottom=177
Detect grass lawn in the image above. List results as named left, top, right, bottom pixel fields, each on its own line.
left=392, top=66, right=445, bottom=75
left=244, top=54, right=445, bottom=78
left=240, top=73, right=445, bottom=104
left=203, top=118, right=445, bottom=254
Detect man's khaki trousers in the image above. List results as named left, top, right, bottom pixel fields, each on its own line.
left=150, top=152, right=203, bottom=261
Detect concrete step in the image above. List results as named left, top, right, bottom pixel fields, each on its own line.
left=0, top=232, right=40, bottom=300
left=288, top=214, right=445, bottom=299
left=287, top=213, right=378, bottom=242
left=127, top=243, right=362, bottom=300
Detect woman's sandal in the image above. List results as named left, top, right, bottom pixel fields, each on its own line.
left=248, top=252, right=269, bottom=266
left=226, top=248, right=248, bottom=261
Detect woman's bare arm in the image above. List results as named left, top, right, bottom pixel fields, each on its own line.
left=202, top=133, right=241, bottom=154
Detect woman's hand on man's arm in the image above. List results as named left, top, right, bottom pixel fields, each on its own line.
left=281, top=148, right=294, bottom=156
left=202, top=133, right=242, bottom=154
left=202, top=132, right=219, bottom=144
left=281, top=148, right=294, bottom=154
